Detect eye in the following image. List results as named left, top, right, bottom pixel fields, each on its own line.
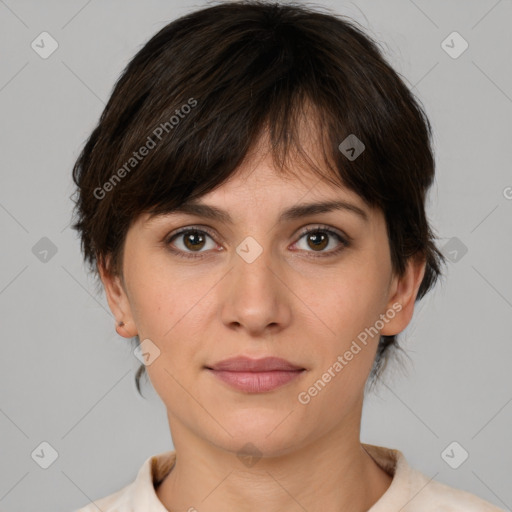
left=164, top=224, right=350, bottom=260
left=165, top=227, right=218, bottom=259
left=292, top=226, right=349, bottom=257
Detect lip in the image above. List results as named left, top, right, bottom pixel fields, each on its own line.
left=205, top=356, right=306, bottom=393
left=207, top=356, right=304, bottom=372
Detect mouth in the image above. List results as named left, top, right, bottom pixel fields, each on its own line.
left=205, top=356, right=306, bottom=393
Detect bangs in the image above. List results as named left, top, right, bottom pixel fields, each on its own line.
left=143, top=99, right=350, bottom=224
left=105, top=31, right=378, bottom=226
left=73, top=0, right=438, bottom=283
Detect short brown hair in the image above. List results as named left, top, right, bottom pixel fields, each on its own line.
left=71, top=0, right=446, bottom=395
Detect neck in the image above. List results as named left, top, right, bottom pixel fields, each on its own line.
left=156, top=415, right=392, bottom=512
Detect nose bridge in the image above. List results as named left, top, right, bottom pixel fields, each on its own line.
left=220, top=234, right=290, bottom=333
left=233, top=234, right=276, bottom=291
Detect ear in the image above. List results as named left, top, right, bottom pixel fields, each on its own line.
left=380, top=254, right=426, bottom=336
left=98, top=256, right=138, bottom=338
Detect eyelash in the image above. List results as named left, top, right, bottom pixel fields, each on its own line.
left=164, top=225, right=350, bottom=260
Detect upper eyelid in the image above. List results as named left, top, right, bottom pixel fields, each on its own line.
left=167, top=225, right=220, bottom=242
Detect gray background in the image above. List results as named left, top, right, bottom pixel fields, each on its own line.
left=1, top=0, right=511, bottom=510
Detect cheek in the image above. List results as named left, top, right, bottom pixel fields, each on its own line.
left=131, top=270, right=212, bottom=404
left=293, top=264, right=388, bottom=416
left=135, top=291, right=208, bottom=361
left=125, top=256, right=219, bottom=392
left=124, top=248, right=205, bottom=337
left=302, top=258, right=389, bottom=344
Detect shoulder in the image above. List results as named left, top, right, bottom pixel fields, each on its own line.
left=71, top=450, right=176, bottom=512
left=410, top=469, right=503, bottom=512
left=71, top=484, right=132, bottom=512
left=363, top=444, right=505, bottom=512
left=406, top=466, right=505, bottom=511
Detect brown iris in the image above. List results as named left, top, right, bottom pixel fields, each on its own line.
left=183, top=231, right=206, bottom=251
left=306, top=231, right=328, bottom=251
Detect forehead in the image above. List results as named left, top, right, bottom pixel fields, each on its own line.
left=139, top=117, right=376, bottom=228
left=205, top=149, right=362, bottom=209
left=138, top=147, right=373, bottom=231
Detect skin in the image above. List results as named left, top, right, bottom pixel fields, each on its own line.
left=100, top=136, right=426, bottom=512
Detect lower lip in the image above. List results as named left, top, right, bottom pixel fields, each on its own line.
left=207, top=369, right=305, bottom=393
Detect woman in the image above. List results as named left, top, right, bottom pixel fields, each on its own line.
left=71, top=1, right=503, bottom=510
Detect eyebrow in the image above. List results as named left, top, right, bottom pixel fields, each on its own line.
left=152, top=199, right=369, bottom=224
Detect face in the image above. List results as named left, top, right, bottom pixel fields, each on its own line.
left=101, top=144, right=425, bottom=458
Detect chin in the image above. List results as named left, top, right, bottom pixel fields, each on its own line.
left=208, top=416, right=306, bottom=458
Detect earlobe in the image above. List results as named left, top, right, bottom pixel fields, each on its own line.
left=380, top=255, right=426, bottom=337
left=115, top=319, right=136, bottom=338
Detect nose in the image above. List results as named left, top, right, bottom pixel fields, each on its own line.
left=220, top=242, right=292, bottom=336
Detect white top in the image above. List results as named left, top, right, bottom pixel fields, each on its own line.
left=73, top=443, right=504, bottom=511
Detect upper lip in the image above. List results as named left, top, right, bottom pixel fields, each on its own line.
left=206, top=356, right=305, bottom=372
